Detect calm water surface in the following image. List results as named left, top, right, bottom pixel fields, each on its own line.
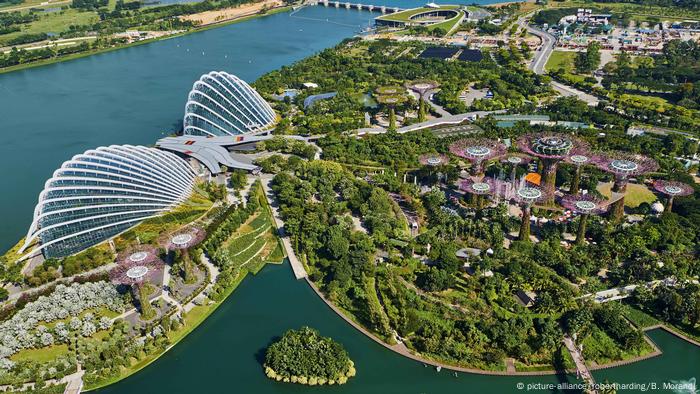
left=0, top=5, right=697, bottom=394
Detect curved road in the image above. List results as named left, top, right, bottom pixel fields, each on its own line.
left=518, top=13, right=599, bottom=106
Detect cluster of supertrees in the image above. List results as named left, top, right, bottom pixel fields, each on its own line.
left=110, top=245, right=164, bottom=320
left=159, top=226, right=206, bottom=284
left=429, top=134, right=695, bottom=244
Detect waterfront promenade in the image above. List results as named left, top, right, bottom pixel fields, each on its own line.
left=259, top=175, right=308, bottom=280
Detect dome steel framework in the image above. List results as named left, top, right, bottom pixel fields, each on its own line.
left=20, top=145, right=196, bottom=259
left=183, top=71, right=276, bottom=137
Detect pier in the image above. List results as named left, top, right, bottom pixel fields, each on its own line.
left=308, top=0, right=402, bottom=14
left=563, top=335, right=599, bottom=394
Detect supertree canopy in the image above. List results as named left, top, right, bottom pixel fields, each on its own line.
left=653, top=180, right=694, bottom=212
left=592, top=152, right=658, bottom=220
left=459, top=178, right=499, bottom=209
left=419, top=153, right=449, bottom=167
left=405, top=80, right=439, bottom=95
left=159, top=226, right=206, bottom=251
left=375, top=86, right=405, bottom=96
left=449, top=138, right=506, bottom=176
left=116, top=245, right=160, bottom=266
left=517, top=133, right=589, bottom=204
left=110, top=257, right=164, bottom=287
left=459, top=178, right=497, bottom=195
left=110, top=257, right=164, bottom=319
left=560, top=193, right=609, bottom=244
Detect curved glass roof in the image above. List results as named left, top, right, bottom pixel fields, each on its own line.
left=20, top=145, right=196, bottom=259
left=183, top=71, right=276, bottom=136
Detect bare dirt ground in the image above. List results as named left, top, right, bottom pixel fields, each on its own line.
left=180, top=0, right=284, bottom=26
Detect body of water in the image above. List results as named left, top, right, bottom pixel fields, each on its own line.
left=0, top=4, right=697, bottom=394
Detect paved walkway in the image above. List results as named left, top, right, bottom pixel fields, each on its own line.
left=353, top=110, right=504, bottom=136
left=259, top=175, right=307, bottom=280
left=563, top=335, right=598, bottom=393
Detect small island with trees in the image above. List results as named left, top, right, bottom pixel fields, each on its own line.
left=264, top=327, right=356, bottom=385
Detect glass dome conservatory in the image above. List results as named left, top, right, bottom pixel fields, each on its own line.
left=183, top=71, right=276, bottom=136
left=19, top=145, right=196, bottom=259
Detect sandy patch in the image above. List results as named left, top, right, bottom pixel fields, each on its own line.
left=181, top=0, right=283, bottom=26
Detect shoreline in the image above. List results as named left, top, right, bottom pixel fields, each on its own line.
left=83, top=265, right=255, bottom=392
left=0, top=5, right=291, bottom=75
left=303, top=275, right=700, bottom=376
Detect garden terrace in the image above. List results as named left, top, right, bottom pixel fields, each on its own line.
left=375, top=5, right=462, bottom=26
left=209, top=181, right=285, bottom=278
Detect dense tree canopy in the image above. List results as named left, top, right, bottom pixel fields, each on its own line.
left=264, top=327, right=355, bottom=384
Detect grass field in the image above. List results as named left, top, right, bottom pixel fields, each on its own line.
left=545, top=50, right=589, bottom=83
left=545, top=50, right=575, bottom=73
left=0, top=9, right=99, bottom=46
left=12, top=344, right=69, bottom=363
left=597, top=182, right=657, bottom=208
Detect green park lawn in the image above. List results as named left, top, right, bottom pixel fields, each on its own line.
left=545, top=50, right=588, bottom=83
left=597, top=182, right=657, bottom=208
left=545, top=50, right=576, bottom=73
left=12, top=344, right=69, bottom=363
left=0, top=9, right=99, bottom=46
left=427, top=12, right=463, bottom=34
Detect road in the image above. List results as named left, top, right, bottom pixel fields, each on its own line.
left=0, top=0, right=70, bottom=12
left=517, top=14, right=555, bottom=75
left=518, top=13, right=600, bottom=106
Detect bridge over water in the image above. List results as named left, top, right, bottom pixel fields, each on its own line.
left=308, top=0, right=403, bottom=14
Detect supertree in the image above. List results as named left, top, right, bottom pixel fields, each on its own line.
left=375, top=86, right=408, bottom=131
left=418, top=153, right=450, bottom=184
left=449, top=138, right=507, bottom=177
left=492, top=180, right=549, bottom=242
left=559, top=193, right=609, bottom=245
left=110, top=257, right=164, bottom=319
left=159, top=226, right=206, bottom=284
left=518, top=133, right=589, bottom=205
left=406, top=80, right=439, bottom=122
left=653, top=180, right=694, bottom=212
left=459, top=177, right=499, bottom=209
left=592, top=152, right=658, bottom=221
left=501, top=154, right=533, bottom=183
left=419, top=153, right=449, bottom=167
left=564, top=154, right=591, bottom=195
